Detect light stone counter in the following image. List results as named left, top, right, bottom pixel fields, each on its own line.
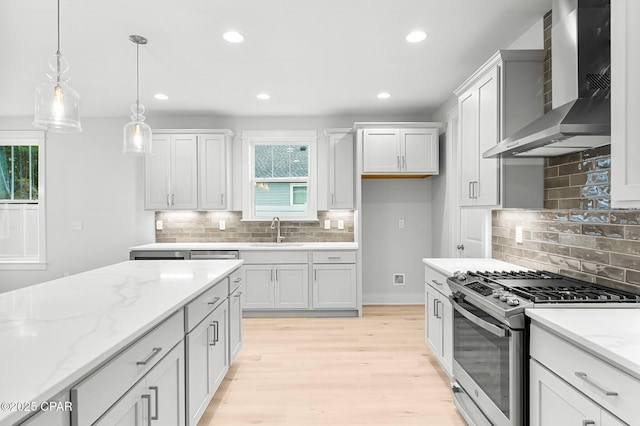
left=422, top=257, right=531, bottom=277
left=130, top=242, right=358, bottom=251
left=0, top=259, right=242, bottom=426
left=526, top=308, right=640, bottom=381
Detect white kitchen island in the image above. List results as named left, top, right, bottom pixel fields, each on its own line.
left=0, top=259, right=242, bottom=426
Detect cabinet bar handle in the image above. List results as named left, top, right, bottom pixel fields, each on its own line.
left=432, top=279, right=443, bottom=286
left=208, top=297, right=221, bottom=307
left=137, top=347, right=162, bottom=366
left=171, top=193, right=175, bottom=206
left=275, top=268, right=279, bottom=281
left=402, top=156, right=406, bottom=169
left=328, top=256, right=341, bottom=260
left=397, top=156, right=401, bottom=169
left=142, top=394, right=152, bottom=426
left=574, top=372, right=618, bottom=396
left=234, top=291, right=243, bottom=298
left=209, top=324, right=216, bottom=346
left=221, top=193, right=224, bottom=206
left=314, top=269, right=317, bottom=281
left=212, top=320, right=219, bottom=343
left=166, top=193, right=171, bottom=207
left=233, top=277, right=242, bottom=283
left=433, top=299, right=439, bottom=318
left=149, top=386, right=159, bottom=420
left=474, top=181, right=479, bottom=199
left=468, top=182, right=473, bottom=199
left=331, top=193, right=335, bottom=205
left=582, top=421, right=596, bottom=426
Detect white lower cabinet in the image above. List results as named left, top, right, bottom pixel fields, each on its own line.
left=186, top=301, right=229, bottom=426
left=529, top=323, right=631, bottom=426
left=243, top=264, right=309, bottom=309
left=94, top=341, right=185, bottom=426
left=229, top=283, right=244, bottom=361
left=424, top=265, right=453, bottom=377
left=312, top=264, right=356, bottom=309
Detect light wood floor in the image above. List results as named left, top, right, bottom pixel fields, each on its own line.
left=198, top=305, right=466, bottom=426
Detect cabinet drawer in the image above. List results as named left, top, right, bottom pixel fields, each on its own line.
left=240, top=250, right=308, bottom=264
left=185, top=278, right=229, bottom=332
left=71, top=311, right=183, bottom=426
left=312, top=251, right=356, bottom=264
left=229, top=268, right=243, bottom=293
left=424, top=265, right=451, bottom=297
left=530, top=323, right=640, bottom=425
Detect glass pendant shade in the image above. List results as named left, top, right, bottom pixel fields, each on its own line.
left=123, top=102, right=152, bottom=155
left=33, top=53, right=82, bottom=132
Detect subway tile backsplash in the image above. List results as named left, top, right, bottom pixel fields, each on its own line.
left=155, top=211, right=355, bottom=243
left=492, top=146, right=640, bottom=291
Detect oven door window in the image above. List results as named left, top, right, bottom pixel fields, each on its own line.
left=453, top=299, right=510, bottom=417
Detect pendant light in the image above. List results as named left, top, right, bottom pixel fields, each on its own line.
left=33, top=0, right=82, bottom=132
left=123, top=35, right=152, bottom=156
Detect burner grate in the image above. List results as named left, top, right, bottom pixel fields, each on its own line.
left=510, top=285, right=640, bottom=303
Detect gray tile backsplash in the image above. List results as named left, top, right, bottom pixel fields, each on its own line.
left=492, top=147, right=640, bottom=291
left=155, top=211, right=355, bottom=243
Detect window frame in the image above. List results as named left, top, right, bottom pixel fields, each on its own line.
left=0, top=131, right=47, bottom=270
left=241, top=130, right=318, bottom=221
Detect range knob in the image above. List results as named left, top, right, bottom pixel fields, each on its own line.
left=492, top=290, right=503, bottom=298
left=453, top=271, right=468, bottom=281
left=506, top=297, right=521, bottom=306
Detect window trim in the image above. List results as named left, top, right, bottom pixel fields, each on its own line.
left=0, top=131, right=47, bottom=269
left=241, top=130, right=318, bottom=221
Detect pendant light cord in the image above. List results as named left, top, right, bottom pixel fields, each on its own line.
left=136, top=42, right=140, bottom=114
left=57, top=0, right=61, bottom=54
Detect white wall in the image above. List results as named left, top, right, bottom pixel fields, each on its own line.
left=0, top=116, right=154, bottom=292
left=508, top=17, right=544, bottom=49
left=361, top=179, right=432, bottom=304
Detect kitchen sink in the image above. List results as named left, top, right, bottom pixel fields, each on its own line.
left=249, top=243, right=305, bottom=247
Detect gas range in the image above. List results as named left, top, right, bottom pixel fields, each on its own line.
left=447, top=270, right=640, bottom=328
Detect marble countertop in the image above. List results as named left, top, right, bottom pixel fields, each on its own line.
left=527, top=308, right=640, bottom=381
left=0, top=259, right=242, bottom=426
left=130, top=242, right=359, bottom=251
left=422, top=258, right=531, bottom=277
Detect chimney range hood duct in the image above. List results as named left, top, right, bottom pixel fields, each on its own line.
left=483, top=0, right=610, bottom=159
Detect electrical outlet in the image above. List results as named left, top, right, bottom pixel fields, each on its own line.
left=398, top=219, right=405, bottom=229
left=156, top=220, right=163, bottom=231
left=219, top=220, right=226, bottom=230
left=72, top=221, right=82, bottom=231
left=338, top=220, right=344, bottom=230
left=324, top=220, right=331, bottom=230
left=515, top=226, right=523, bottom=244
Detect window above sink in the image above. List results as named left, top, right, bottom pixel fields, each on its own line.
left=241, top=130, right=318, bottom=221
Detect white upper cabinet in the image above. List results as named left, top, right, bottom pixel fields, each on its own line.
left=454, top=50, right=545, bottom=208
left=198, top=132, right=233, bottom=210
left=145, top=134, right=198, bottom=210
left=611, top=0, right=640, bottom=208
left=145, top=130, right=234, bottom=211
left=325, top=129, right=354, bottom=209
left=362, top=127, right=439, bottom=175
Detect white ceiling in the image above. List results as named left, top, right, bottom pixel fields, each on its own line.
left=0, top=0, right=551, bottom=119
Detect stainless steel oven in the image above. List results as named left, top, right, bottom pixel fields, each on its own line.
left=450, top=292, right=524, bottom=426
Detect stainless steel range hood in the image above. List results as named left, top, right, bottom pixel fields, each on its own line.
left=484, top=0, right=611, bottom=158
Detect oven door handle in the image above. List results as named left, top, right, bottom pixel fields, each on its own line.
left=450, top=297, right=507, bottom=338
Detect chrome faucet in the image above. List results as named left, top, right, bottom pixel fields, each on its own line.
left=270, top=216, right=285, bottom=243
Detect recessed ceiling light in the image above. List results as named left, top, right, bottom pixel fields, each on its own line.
left=406, top=30, right=428, bottom=43
left=154, top=93, right=169, bottom=100
left=257, top=93, right=271, bottom=100
left=377, top=92, right=391, bottom=99
left=223, top=31, right=245, bottom=43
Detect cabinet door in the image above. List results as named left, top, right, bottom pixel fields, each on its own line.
left=458, top=90, right=478, bottom=206
left=312, top=264, right=356, bottom=309
left=362, top=129, right=401, bottom=173
left=440, top=297, right=453, bottom=377
left=144, top=341, right=185, bottom=426
left=530, top=359, right=601, bottom=426
left=145, top=135, right=172, bottom=210
left=93, top=380, right=146, bottom=426
left=611, top=0, right=640, bottom=208
left=424, top=284, right=442, bottom=358
left=243, top=265, right=274, bottom=309
left=274, top=265, right=309, bottom=309
left=198, top=134, right=228, bottom=210
left=229, top=286, right=243, bottom=361
left=171, top=135, right=198, bottom=209
left=401, top=128, right=439, bottom=174
left=186, top=314, right=214, bottom=426
left=459, top=208, right=489, bottom=258
left=329, top=132, right=354, bottom=209
left=209, top=302, right=229, bottom=395
left=476, top=66, right=500, bottom=206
